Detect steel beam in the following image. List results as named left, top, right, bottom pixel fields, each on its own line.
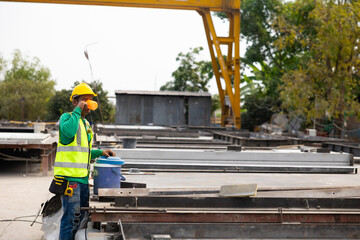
left=109, top=223, right=360, bottom=239
left=113, top=196, right=360, bottom=209
left=1, top=0, right=240, bottom=11
left=91, top=211, right=360, bottom=224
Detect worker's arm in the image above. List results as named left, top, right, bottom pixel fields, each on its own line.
left=91, top=149, right=103, bottom=160
left=91, top=149, right=116, bottom=160
left=59, top=107, right=82, bottom=145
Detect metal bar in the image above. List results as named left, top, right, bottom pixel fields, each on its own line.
left=122, top=164, right=356, bottom=173
left=323, top=142, right=360, bottom=157
left=113, top=149, right=352, bottom=164
left=90, top=211, right=360, bottom=223
left=1, top=0, right=240, bottom=11
left=233, top=11, right=241, bottom=128
left=98, top=187, right=360, bottom=198
left=218, top=37, right=235, bottom=44
left=0, top=144, right=55, bottom=149
left=199, top=10, right=225, bottom=127
left=111, top=223, right=360, bottom=239
left=114, top=196, right=360, bottom=209
left=41, top=150, right=48, bottom=176
left=204, top=11, right=238, bottom=127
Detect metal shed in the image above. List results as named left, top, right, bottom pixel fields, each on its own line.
left=115, top=90, right=211, bottom=126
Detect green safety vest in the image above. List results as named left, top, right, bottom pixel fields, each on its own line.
left=54, top=119, right=93, bottom=177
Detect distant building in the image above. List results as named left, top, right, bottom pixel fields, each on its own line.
left=115, top=90, right=212, bottom=126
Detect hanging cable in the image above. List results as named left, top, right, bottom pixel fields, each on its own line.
left=314, top=119, right=333, bottom=127
left=84, top=42, right=104, bottom=124
left=333, top=122, right=360, bottom=133
left=314, top=119, right=360, bottom=132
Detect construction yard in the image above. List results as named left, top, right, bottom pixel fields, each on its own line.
left=1, top=0, right=360, bottom=238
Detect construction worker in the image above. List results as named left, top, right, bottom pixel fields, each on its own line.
left=53, top=83, right=115, bottom=240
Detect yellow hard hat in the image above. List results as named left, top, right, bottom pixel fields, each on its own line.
left=70, top=83, right=97, bottom=101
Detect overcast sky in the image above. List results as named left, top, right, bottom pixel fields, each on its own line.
left=0, top=1, right=245, bottom=96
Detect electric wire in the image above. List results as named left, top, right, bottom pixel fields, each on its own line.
left=314, top=119, right=360, bottom=133
left=250, top=101, right=360, bottom=134
left=0, top=215, right=40, bottom=239
left=118, top=218, right=126, bottom=240
left=333, top=122, right=360, bottom=133
left=84, top=45, right=104, bottom=124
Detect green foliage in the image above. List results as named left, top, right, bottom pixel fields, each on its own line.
left=211, top=94, right=221, bottom=115
left=86, top=81, right=115, bottom=123
left=213, top=12, right=228, bottom=21
left=240, top=0, right=285, bottom=98
left=241, top=90, right=281, bottom=131
left=213, top=0, right=285, bottom=127
left=160, top=47, right=213, bottom=92
left=276, top=0, right=360, bottom=123
left=46, top=80, right=115, bottom=123
left=46, top=89, right=73, bottom=121
left=0, top=50, right=55, bottom=121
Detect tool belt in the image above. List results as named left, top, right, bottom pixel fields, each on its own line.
left=49, top=176, right=68, bottom=195
left=49, top=176, right=75, bottom=197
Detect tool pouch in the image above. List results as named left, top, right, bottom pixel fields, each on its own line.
left=49, top=176, right=68, bottom=195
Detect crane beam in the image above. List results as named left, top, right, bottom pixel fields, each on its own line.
left=1, top=0, right=240, bottom=11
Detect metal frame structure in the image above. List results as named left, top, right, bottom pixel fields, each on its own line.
left=85, top=196, right=360, bottom=238
left=2, top=0, right=241, bottom=128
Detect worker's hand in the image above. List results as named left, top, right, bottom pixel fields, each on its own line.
left=102, top=149, right=116, bottom=157
left=77, top=100, right=88, bottom=110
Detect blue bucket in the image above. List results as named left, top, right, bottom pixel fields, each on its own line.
left=93, top=156, right=125, bottom=195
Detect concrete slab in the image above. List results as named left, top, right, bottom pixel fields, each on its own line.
left=122, top=169, right=360, bottom=189
left=113, top=148, right=353, bottom=167
left=0, top=133, right=51, bottom=144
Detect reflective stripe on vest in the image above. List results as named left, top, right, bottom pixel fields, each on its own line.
left=54, top=162, right=88, bottom=169
left=57, top=146, right=89, bottom=152
left=54, top=119, right=92, bottom=178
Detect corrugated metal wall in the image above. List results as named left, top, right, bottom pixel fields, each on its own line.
left=115, top=93, right=210, bottom=126
left=188, top=97, right=211, bottom=126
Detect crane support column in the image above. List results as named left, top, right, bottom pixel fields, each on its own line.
left=199, top=9, right=241, bottom=128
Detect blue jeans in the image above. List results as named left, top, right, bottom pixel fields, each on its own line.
left=60, top=182, right=89, bottom=240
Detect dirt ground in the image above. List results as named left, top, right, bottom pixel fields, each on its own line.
left=1, top=160, right=360, bottom=240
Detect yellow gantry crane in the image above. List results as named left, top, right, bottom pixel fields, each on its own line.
left=2, top=0, right=241, bottom=128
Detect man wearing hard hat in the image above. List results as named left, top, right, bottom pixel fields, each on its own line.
left=52, top=83, right=115, bottom=240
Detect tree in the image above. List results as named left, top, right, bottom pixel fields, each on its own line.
left=46, top=80, right=115, bottom=123
left=86, top=81, right=115, bottom=123
left=160, top=47, right=213, bottom=92
left=239, top=0, right=285, bottom=97
left=46, top=89, right=73, bottom=121
left=276, top=0, right=360, bottom=131
left=211, top=94, right=221, bottom=115
left=214, top=0, right=286, bottom=129
left=0, top=50, right=55, bottom=121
